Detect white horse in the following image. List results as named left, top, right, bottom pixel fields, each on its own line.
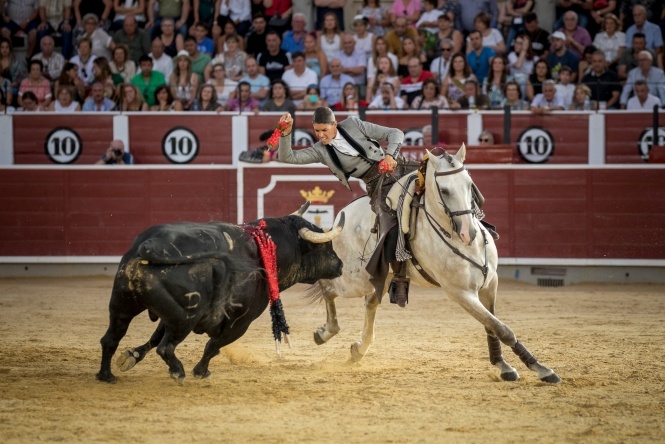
left=309, top=145, right=561, bottom=383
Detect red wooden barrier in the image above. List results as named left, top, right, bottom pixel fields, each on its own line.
left=605, top=113, right=656, bottom=163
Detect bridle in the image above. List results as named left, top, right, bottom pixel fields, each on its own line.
left=434, top=166, right=476, bottom=234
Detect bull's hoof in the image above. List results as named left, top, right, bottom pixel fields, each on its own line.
left=540, top=372, right=562, bottom=384
left=349, top=343, right=364, bottom=363
left=116, top=350, right=139, bottom=372
left=96, top=371, right=117, bottom=384
left=500, top=371, right=520, bottom=382
left=313, top=331, right=326, bottom=345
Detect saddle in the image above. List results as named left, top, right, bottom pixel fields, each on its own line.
left=385, top=171, right=419, bottom=239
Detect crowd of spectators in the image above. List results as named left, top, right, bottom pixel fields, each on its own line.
left=1, top=0, right=664, bottom=114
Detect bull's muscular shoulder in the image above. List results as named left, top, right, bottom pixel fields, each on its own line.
left=133, top=222, right=248, bottom=264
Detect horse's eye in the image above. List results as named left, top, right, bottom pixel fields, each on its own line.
left=440, top=187, right=449, bottom=196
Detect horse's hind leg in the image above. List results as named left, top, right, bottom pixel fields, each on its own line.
left=116, top=321, right=165, bottom=372
left=313, top=282, right=341, bottom=345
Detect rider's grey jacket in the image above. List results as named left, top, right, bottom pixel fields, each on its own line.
left=277, top=116, right=404, bottom=190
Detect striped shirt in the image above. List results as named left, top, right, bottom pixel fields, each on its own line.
left=6, top=0, right=39, bottom=23
left=19, top=77, right=53, bottom=104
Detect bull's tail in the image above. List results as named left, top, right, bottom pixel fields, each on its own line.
left=303, top=282, right=326, bottom=307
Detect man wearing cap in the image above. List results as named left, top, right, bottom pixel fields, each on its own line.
left=281, top=51, right=319, bottom=105
left=276, top=107, right=415, bottom=307
left=546, top=30, right=580, bottom=81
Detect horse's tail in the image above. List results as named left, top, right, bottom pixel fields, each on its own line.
left=303, top=282, right=326, bottom=307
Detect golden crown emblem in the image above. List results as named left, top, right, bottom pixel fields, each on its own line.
left=300, top=186, right=335, bottom=204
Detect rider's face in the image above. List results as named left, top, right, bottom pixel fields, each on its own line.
left=313, top=122, right=337, bottom=144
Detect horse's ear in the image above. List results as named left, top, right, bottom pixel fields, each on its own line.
left=454, top=143, right=467, bottom=163
left=426, top=149, right=440, bottom=169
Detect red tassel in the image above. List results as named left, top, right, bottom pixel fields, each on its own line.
left=248, top=220, right=280, bottom=304
left=266, top=121, right=290, bottom=151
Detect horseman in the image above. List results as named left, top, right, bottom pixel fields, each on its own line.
left=276, top=107, right=418, bottom=307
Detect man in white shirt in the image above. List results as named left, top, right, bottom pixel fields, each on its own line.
left=626, top=79, right=661, bottom=110
left=530, top=79, right=565, bottom=114
left=620, top=50, right=665, bottom=107
left=368, top=82, right=405, bottom=110
left=149, top=38, right=173, bottom=81
left=281, top=51, right=319, bottom=105
left=430, top=38, right=454, bottom=85
left=336, top=34, right=367, bottom=95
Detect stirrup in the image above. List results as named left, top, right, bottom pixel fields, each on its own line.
left=388, top=276, right=410, bottom=307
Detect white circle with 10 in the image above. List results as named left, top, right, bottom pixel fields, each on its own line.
left=638, top=127, right=665, bottom=161
left=162, top=127, right=199, bottom=163
left=517, top=127, right=554, bottom=163
left=45, top=127, right=82, bottom=164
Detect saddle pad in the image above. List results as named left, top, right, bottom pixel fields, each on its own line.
left=386, top=172, right=418, bottom=234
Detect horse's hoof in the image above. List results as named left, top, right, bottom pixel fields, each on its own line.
left=192, top=368, right=211, bottom=379
left=540, top=372, right=562, bottom=384
left=500, top=371, right=520, bottom=382
left=170, top=372, right=185, bottom=385
left=116, top=350, right=139, bottom=372
left=313, top=331, right=326, bottom=345
left=96, top=372, right=117, bottom=384
left=349, top=343, right=364, bottom=363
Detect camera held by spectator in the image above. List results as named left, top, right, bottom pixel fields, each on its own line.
left=96, top=140, right=134, bottom=165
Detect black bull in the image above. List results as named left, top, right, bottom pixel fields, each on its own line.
left=96, top=211, right=344, bottom=383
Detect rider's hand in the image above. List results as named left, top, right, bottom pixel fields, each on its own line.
left=384, top=154, right=397, bottom=172
left=279, top=113, right=293, bottom=136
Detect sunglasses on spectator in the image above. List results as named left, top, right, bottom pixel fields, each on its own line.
left=441, top=47, right=452, bottom=51
left=479, top=138, right=490, bottom=142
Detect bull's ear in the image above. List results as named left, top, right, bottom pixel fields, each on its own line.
left=454, top=143, right=467, bottom=163
left=426, top=149, right=440, bottom=169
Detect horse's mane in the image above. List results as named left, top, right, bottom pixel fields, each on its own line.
left=415, top=146, right=456, bottom=194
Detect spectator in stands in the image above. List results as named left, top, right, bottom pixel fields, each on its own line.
left=335, top=82, right=368, bottom=111
left=155, top=18, right=183, bottom=59
left=36, top=0, right=74, bottom=59
left=281, top=51, right=318, bottom=105
left=32, top=35, right=65, bottom=82
left=314, top=0, right=344, bottom=31
left=555, top=65, right=575, bottom=109
left=625, top=5, right=663, bottom=56
left=192, top=0, right=216, bottom=31
left=336, top=33, right=366, bottom=93
left=620, top=50, right=665, bottom=107
left=367, top=55, right=400, bottom=102
left=212, top=0, right=252, bottom=38
left=282, top=12, right=307, bottom=53
left=73, top=0, right=112, bottom=31
left=240, top=56, right=270, bottom=106
left=388, top=0, right=421, bottom=27
left=546, top=31, right=580, bottom=81
left=317, top=11, right=342, bottom=62
left=257, top=30, right=291, bottom=82
left=522, top=11, right=549, bottom=58
left=577, top=44, right=599, bottom=81
left=18, top=59, right=52, bottom=108
left=366, top=36, right=397, bottom=88
left=526, top=59, right=552, bottom=101
left=466, top=30, right=495, bottom=85
left=385, top=16, right=417, bottom=59
left=368, top=82, right=405, bottom=109
left=500, top=0, right=534, bottom=50
left=626, top=79, right=661, bottom=110
left=410, top=77, right=448, bottom=109
left=54, top=61, right=85, bottom=103
left=471, top=11, right=506, bottom=56
left=170, top=49, right=199, bottom=110
left=0, top=75, right=12, bottom=108
left=16, top=90, right=41, bottom=111
left=112, top=16, right=151, bottom=65
left=433, top=14, right=463, bottom=57
left=530, top=79, right=565, bottom=113
left=556, top=10, right=592, bottom=60
left=82, top=81, right=116, bottom=110
left=190, top=83, right=221, bottom=111
left=131, top=54, right=165, bottom=107
left=500, top=79, right=529, bottom=110
left=116, top=82, right=148, bottom=110
left=0, top=85, right=15, bottom=113
left=207, top=63, right=237, bottom=108
left=553, top=0, right=590, bottom=31
left=298, top=83, right=328, bottom=110
left=149, top=38, right=173, bottom=81
left=70, top=37, right=97, bottom=88
left=303, top=31, right=327, bottom=78
left=569, top=83, right=592, bottom=110
left=245, top=13, right=268, bottom=58
left=261, top=78, right=296, bottom=114
left=478, top=130, right=494, bottom=145
left=401, top=56, right=433, bottom=106
left=508, top=33, right=536, bottom=96
left=146, top=0, right=189, bottom=39
left=422, top=123, right=433, bottom=145
left=150, top=83, right=182, bottom=110
left=442, top=52, right=477, bottom=104
left=483, top=55, right=511, bottom=109
left=193, top=22, right=214, bottom=56
left=416, top=0, right=441, bottom=36
left=109, top=44, right=136, bottom=84
left=319, top=58, right=354, bottom=105
left=184, top=36, right=211, bottom=83
left=0, top=0, right=40, bottom=58
left=96, top=139, right=134, bottom=164
left=92, top=56, right=116, bottom=97
left=0, top=37, right=27, bottom=102
left=458, top=0, right=498, bottom=34
left=429, top=38, right=454, bottom=86
left=618, top=33, right=650, bottom=80
left=77, top=13, right=113, bottom=60
left=397, top=35, right=427, bottom=78
left=112, top=0, right=146, bottom=31
left=225, top=80, right=260, bottom=111
left=582, top=50, right=621, bottom=109
left=48, top=84, right=80, bottom=111
left=454, top=79, right=490, bottom=110
left=222, top=34, right=247, bottom=81
left=351, top=15, right=374, bottom=62
left=592, top=13, right=625, bottom=71
left=358, top=0, right=389, bottom=37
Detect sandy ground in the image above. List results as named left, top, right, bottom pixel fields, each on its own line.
left=0, top=276, right=664, bottom=443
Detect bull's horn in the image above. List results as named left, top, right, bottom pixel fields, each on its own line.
left=291, top=201, right=311, bottom=216
left=298, top=212, right=345, bottom=243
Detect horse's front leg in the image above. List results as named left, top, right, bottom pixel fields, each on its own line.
left=349, top=291, right=381, bottom=362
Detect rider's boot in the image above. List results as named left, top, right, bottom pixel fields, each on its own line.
left=389, top=261, right=410, bottom=308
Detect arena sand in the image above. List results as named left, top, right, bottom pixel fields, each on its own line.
left=0, top=276, right=664, bottom=443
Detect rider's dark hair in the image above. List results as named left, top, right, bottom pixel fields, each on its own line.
left=312, top=107, right=336, bottom=124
